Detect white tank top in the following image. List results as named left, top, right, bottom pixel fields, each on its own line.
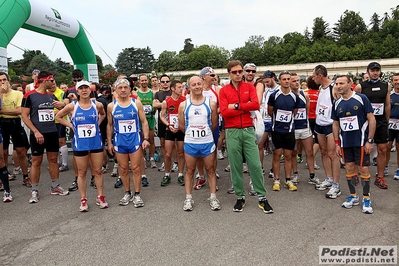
left=315, top=84, right=334, bottom=126
left=184, top=97, right=213, bottom=144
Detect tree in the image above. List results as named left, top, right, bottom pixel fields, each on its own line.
left=391, top=5, right=399, bottom=20
left=96, top=55, right=104, bottom=73
left=53, top=58, right=72, bottom=74
left=369, top=12, right=381, bottom=32
left=182, top=38, right=194, bottom=54
left=333, top=10, right=367, bottom=47
left=115, top=47, right=155, bottom=75
left=312, top=17, right=331, bottom=42
left=186, top=45, right=228, bottom=70
left=154, top=50, right=177, bottom=72
left=27, top=54, right=58, bottom=75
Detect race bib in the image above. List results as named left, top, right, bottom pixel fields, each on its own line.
left=143, top=105, right=152, bottom=115
left=339, top=116, right=359, bottom=132
left=371, top=103, right=384, bottom=115
left=276, top=109, right=292, bottom=123
left=295, top=108, right=307, bottom=120
left=317, top=104, right=330, bottom=118
left=38, top=109, right=54, bottom=122
left=118, top=120, right=137, bottom=134
left=389, top=118, right=399, bottom=130
left=169, top=114, right=178, bottom=126
left=77, top=124, right=96, bottom=138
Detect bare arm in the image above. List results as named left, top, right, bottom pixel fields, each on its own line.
left=210, top=100, right=218, bottom=132
left=365, top=112, right=376, bottom=154
left=178, top=101, right=185, bottom=132
left=385, top=84, right=391, bottom=121
left=0, top=107, right=21, bottom=116
left=107, top=103, right=115, bottom=156
left=96, top=102, right=106, bottom=125
left=159, top=101, right=169, bottom=127
left=136, top=99, right=150, bottom=149
left=354, top=84, right=362, bottom=93
left=55, top=103, right=74, bottom=130
left=333, top=120, right=341, bottom=157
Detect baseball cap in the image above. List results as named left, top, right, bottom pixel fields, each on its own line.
left=199, top=67, right=214, bottom=78
left=367, top=62, right=381, bottom=70
left=263, top=70, right=276, bottom=79
left=76, top=80, right=90, bottom=89
left=32, top=69, right=40, bottom=75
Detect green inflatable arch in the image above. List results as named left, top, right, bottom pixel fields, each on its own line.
left=0, top=0, right=98, bottom=81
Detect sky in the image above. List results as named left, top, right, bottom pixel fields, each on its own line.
left=5, top=0, right=399, bottom=67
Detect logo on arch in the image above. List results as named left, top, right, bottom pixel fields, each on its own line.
left=51, top=8, right=62, bottom=20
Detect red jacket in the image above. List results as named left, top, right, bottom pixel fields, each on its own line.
left=220, top=81, right=260, bottom=128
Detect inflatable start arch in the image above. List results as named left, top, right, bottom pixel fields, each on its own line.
left=0, top=0, right=98, bottom=82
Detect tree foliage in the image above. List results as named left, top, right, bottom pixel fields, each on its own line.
left=115, top=46, right=155, bottom=75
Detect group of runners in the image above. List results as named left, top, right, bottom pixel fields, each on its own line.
left=0, top=59, right=397, bottom=214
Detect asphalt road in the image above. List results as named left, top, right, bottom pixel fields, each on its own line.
left=0, top=151, right=398, bottom=266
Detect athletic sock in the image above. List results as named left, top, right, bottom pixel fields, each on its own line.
left=51, top=179, right=59, bottom=188
left=60, top=145, right=68, bottom=166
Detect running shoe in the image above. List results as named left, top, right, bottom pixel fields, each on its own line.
left=90, top=178, right=97, bottom=189
left=132, top=194, right=144, bottom=208
left=183, top=198, right=194, bottom=211
left=242, top=163, right=249, bottom=173
left=210, top=197, right=221, bottom=211
left=296, top=155, right=303, bottom=163
left=272, top=180, right=281, bottom=191
left=284, top=180, right=297, bottom=191
left=341, top=195, right=359, bottom=209
left=258, top=198, right=273, bottom=214
left=79, top=198, right=89, bottom=212
left=315, top=179, right=332, bottom=190
left=268, top=169, right=274, bottom=179
left=161, top=176, right=171, bottom=187
left=374, top=177, right=388, bottom=189
left=233, top=197, right=245, bottom=212
left=22, top=177, right=32, bottom=188
left=114, top=177, right=123, bottom=188
left=193, top=178, right=206, bottom=190
left=13, top=167, right=22, bottom=175
left=101, top=165, right=110, bottom=173
left=394, top=169, right=399, bottom=180
left=8, top=174, right=16, bottom=181
left=217, top=150, right=224, bottom=160
left=158, top=162, right=165, bottom=172
left=171, top=163, right=178, bottom=172
left=141, top=177, right=149, bottom=187
left=51, top=186, right=69, bottom=196
left=326, top=186, right=341, bottom=199
left=372, top=157, right=377, bottom=166
left=96, top=195, right=109, bottom=209
left=150, top=159, right=157, bottom=169
left=29, top=190, right=39, bottom=203
left=111, top=164, right=118, bottom=177
left=384, top=167, right=389, bottom=177
left=248, top=183, right=257, bottom=196
left=308, top=176, right=321, bottom=185
left=177, top=175, right=185, bottom=186
left=314, top=164, right=321, bottom=170
left=224, top=164, right=230, bottom=172
left=292, top=173, right=299, bottom=184
left=362, top=198, right=373, bottom=214
left=119, top=192, right=132, bottom=206
left=227, top=186, right=235, bottom=194
left=3, top=191, right=13, bottom=202
left=59, top=165, right=69, bottom=172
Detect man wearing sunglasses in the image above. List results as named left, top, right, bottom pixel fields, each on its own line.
left=153, top=74, right=173, bottom=172
left=243, top=63, right=257, bottom=84
left=220, top=60, right=273, bottom=214
left=22, top=71, right=70, bottom=203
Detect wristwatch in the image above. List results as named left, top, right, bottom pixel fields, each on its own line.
left=367, top=138, right=374, bottom=144
left=144, top=138, right=150, bottom=142
left=234, top=103, right=239, bottom=110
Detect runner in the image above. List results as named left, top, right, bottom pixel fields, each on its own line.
left=55, top=81, right=108, bottom=211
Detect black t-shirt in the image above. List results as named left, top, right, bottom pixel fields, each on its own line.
left=360, top=80, right=388, bottom=122
left=154, top=89, right=172, bottom=116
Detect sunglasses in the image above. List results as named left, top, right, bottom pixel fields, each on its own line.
left=160, top=80, right=170, bottom=83
left=230, top=70, right=243, bottom=75
left=73, top=78, right=83, bottom=82
left=46, top=80, right=55, bottom=83
left=209, top=74, right=216, bottom=77
left=245, top=70, right=256, bottom=74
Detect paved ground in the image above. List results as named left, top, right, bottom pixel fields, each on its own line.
left=0, top=151, right=398, bottom=266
